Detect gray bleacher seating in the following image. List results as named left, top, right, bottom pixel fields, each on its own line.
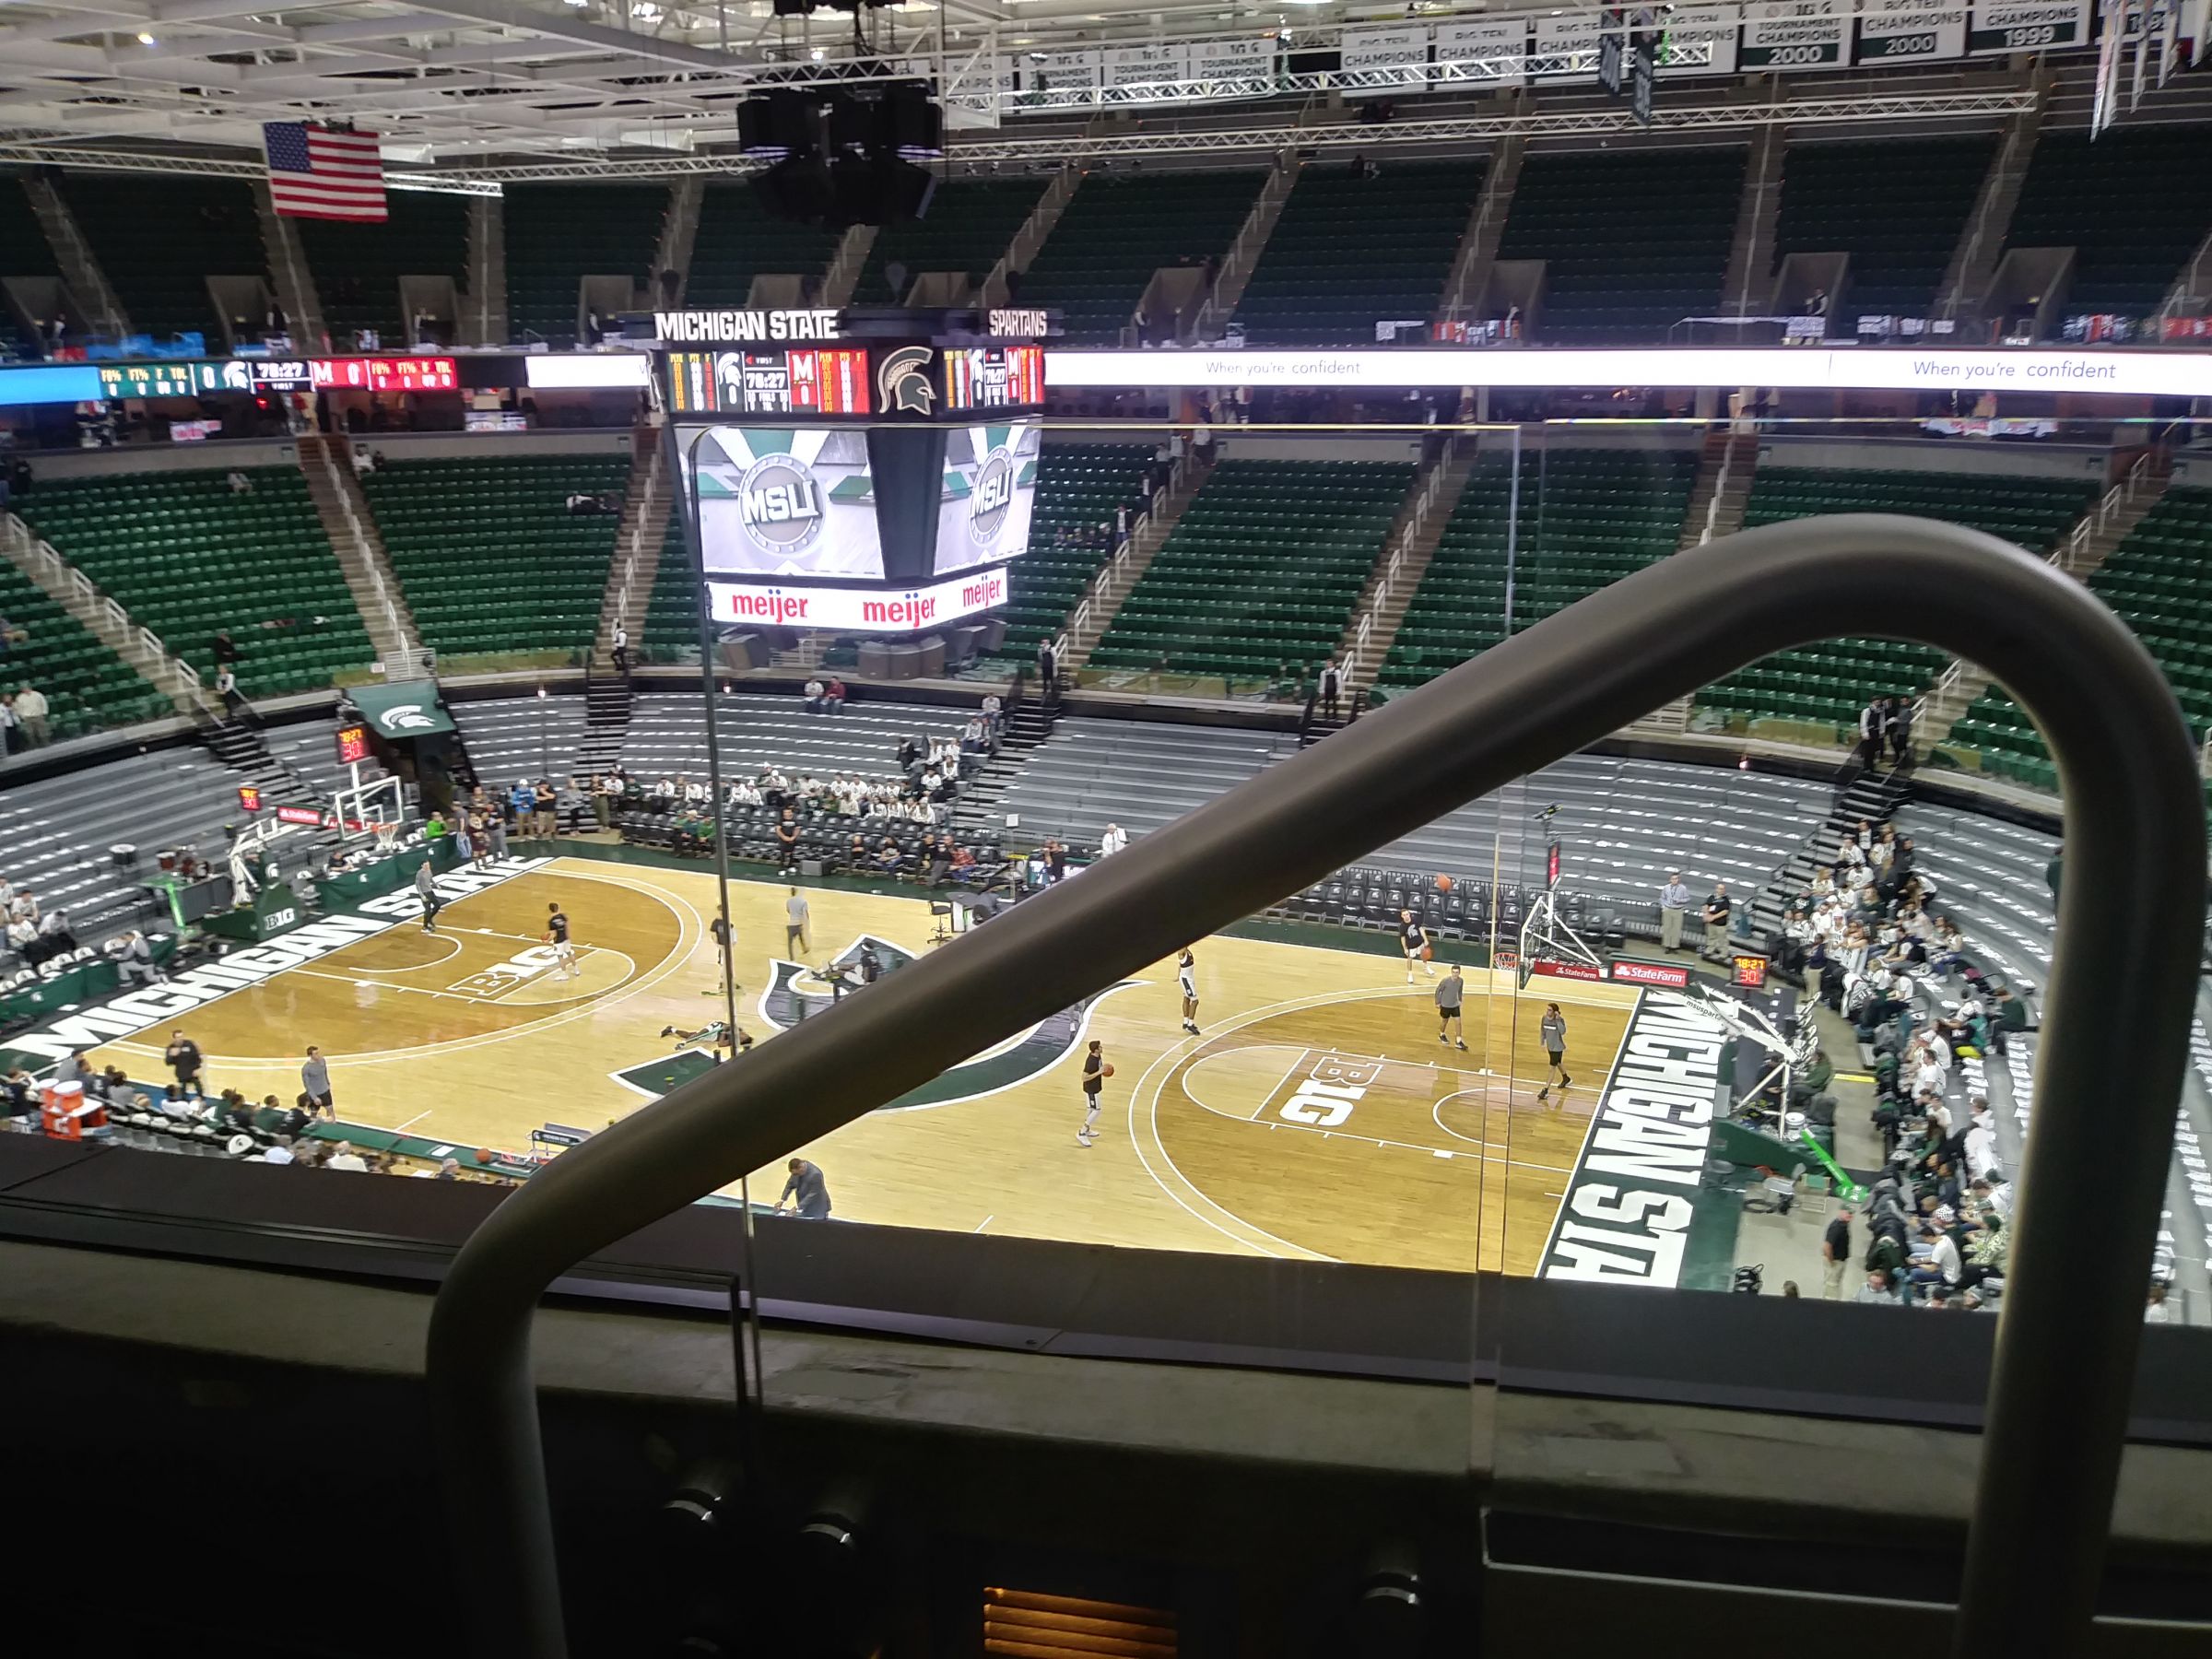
left=993, top=718, right=1823, bottom=931
left=452, top=696, right=594, bottom=786
left=619, top=690, right=977, bottom=781
left=0, top=748, right=265, bottom=956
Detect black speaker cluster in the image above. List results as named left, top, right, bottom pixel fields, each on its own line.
left=738, top=78, right=942, bottom=229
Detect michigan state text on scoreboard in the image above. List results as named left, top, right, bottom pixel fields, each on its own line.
left=652, top=306, right=1054, bottom=637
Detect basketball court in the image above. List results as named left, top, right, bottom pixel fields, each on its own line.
left=76, top=853, right=1639, bottom=1274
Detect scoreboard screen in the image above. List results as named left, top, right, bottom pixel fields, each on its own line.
left=335, top=724, right=371, bottom=766
left=312, top=357, right=458, bottom=393
left=99, top=362, right=207, bottom=399
left=943, top=346, right=1045, bottom=411
left=666, top=348, right=872, bottom=417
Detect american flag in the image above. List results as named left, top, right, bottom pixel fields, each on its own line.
left=263, top=121, right=386, bottom=222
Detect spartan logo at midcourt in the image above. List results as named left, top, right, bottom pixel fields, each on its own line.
left=735, top=452, right=824, bottom=557
left=758, top=934, right=1135, bottom=1111
left=1537, top=989, right=1726, bottom=1288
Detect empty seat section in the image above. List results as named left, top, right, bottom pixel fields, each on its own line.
left=299, top=191, right=470, bottom=346
left=993, top=442, right=1155, bottom=660
left=62, top=174, right=264, bottom=341
left=686, top=184, right=842, bottom=309
left=362, top=453, right=629, bottom=661
left=2005, top=127, right=2212, bottom=316
left=1379, top=446, right=1697, bottom=694
left=1770, top=136, right=1994, bottom=321
left=641, top=513, right=698, bottom=662
left=504, top=183, right=668, bottom=345
left=11, top=466, right=373, bottom=695
left=0, top=557, right=159, bottom=736
left=1497, top=147, right=1746, bottom=344
left=853, top=177, right=1047, bottom=303
left=1022, top=171, right=1264, bottom=344
left=1088, top=457, right=1413, bottom=685
left=1951, top=485, right=2212, bottom=791
left=1235, top=160, right=1484, bottom=347
left=1700, top=466, right=2094, bottom=727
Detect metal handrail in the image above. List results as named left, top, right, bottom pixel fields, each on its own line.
left=428, top=514, right=2204, bottom=1659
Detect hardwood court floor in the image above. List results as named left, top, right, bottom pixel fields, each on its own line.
left=88, top=856, right=1638, bottom=1273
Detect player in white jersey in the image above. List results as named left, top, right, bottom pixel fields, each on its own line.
left=1177, top=948, right=1200, bottom=1035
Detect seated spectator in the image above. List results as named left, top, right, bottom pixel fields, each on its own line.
left=1907, top=1222, right=1960, bottom=1301
left=227, top=469, right=253, bottom=495
left=110, top=929, right=160, bottom=987
left=823, top=676, right=846, bottom=713
left=803, top=677, right=827, bottom=712
left=326, top=1140, right=369, bottom=1171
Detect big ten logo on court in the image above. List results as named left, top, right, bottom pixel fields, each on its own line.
left=1278, top=1053, right=1382, bottom=1127
left=448, top=944, right=567, bottom=998
left=265, top=907, right=298, bottom=931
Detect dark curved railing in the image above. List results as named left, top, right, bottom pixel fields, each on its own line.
left=427, top=515, right=2205, bottom=1659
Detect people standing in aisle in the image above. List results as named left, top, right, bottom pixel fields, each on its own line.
left=1436, top=963, right=1466, bottom=1051
left=1037, top=638, right=1059, bottom=700
left=611, top=623, right=629, bottom=678
left=1177, top=948, right=1201, bottom=1035
left=1886, top=697, right=1913, bottom=768
left=1318, top=657, right=1343, bottom=723
left=1658, top=872, right=1691, bottom=952
left=1535, top=1004, right=1571, bottom=1105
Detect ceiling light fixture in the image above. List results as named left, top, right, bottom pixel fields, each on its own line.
left=136, top=29, right=157, bottom=43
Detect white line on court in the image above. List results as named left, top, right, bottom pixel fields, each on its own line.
left=973, top=1215, right=994, bottom=1233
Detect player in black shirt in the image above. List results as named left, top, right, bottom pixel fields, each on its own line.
left=545, top=900, right=580, bottom=980
left=1398, top=909, right=1433, bottom=983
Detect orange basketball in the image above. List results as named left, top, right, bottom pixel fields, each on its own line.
left=1102, top=1064, right=1116, bottom=1078
left=475, top=1147, right=496, bottom=1165
left=1435, top=874, right=1453, bottom=892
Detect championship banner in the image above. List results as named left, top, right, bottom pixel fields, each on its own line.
left=1969, top=0, right=2093, bottom=53
left=1341, top=21, right=1433, bottom=73
left=1855, top=0, right=1971, bottom=61
left=1742, top=0, right=1853, bottom=68
left=1435, top=18, right=1530, bottom=85
left=1660, top=2, right=1745, bottom=73
left=1532, top=9, right=1606, bottom=76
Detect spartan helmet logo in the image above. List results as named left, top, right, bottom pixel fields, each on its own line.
left=378, top=703, right=437, bottom=732
left=876, top=346, right=936, bottom=415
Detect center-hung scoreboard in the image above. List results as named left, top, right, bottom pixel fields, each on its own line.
left=651, top=304, right=1056, bottom=638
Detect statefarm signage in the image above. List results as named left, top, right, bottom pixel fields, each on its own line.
left=708, top=566, right=1009, bottom=634
left=1536, top=989, right=1728, bottom=1288
left=0, top=856, right=549, bottom=1067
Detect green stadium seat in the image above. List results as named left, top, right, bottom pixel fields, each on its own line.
left=1498, top=149, right=1746, bottom=345
left=1699, top=466, right=2095, bottom=731
left=11, top=467, right=374, bottom=698
left=1022, top=172, right=1265, bottom=345
left=2006, top=128, right=2212, bottom=317
left=1234, top=161, right=1484, bottom=347
left=1088, top=457, right=1414, bottom=687
left=504, top=184, right=668, bottom=345
left=362, top=453, right=629, bottom=661
left=62, top=174, right=264, bottom=342
left=1377, top=447, right=1698, bottom=695
left=1771, top=137, right=1994, bottom=322
left=299, top=193, right=470, bottom=347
